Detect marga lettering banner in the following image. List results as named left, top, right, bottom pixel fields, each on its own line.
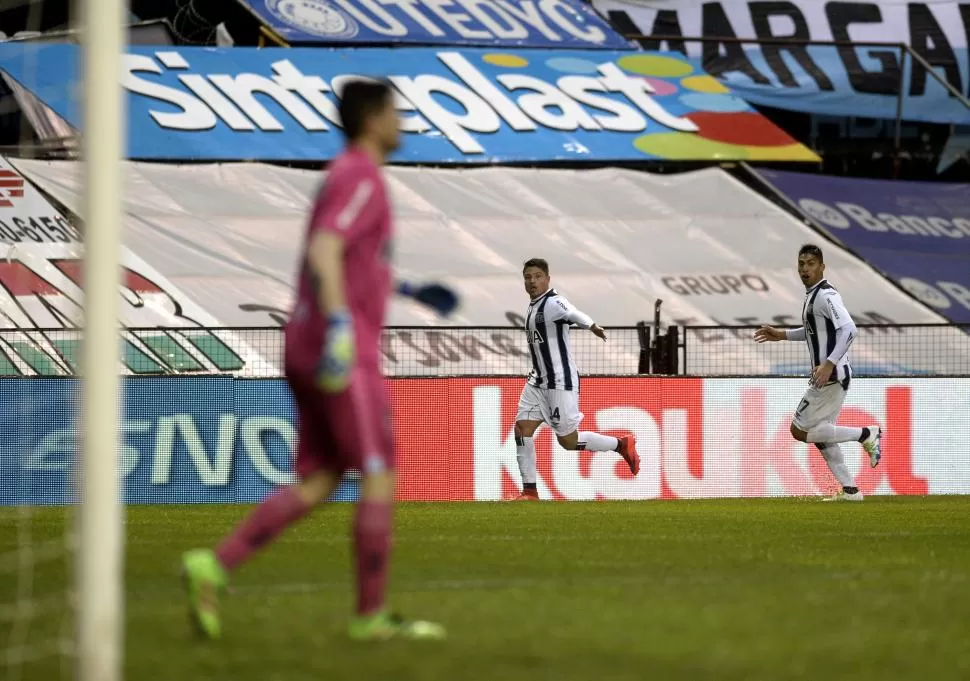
left=2, top=377, right=966, bottom=504
left=0, top=44, right=815, bottom=162
left=758, top=169, right=970, bottom=324
left=592, top=0, right=970, bottom=124
left=241, top=0, right=632, bottom=48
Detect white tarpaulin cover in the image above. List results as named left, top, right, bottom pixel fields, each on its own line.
left=11, top=158, right=962, bottom=376
left=0, top=156, right=267, bottom=376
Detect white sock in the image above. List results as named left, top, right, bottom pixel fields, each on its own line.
left=817, top=443, right=855, bottom=487
left=806, top=423, right=863, bottom=444
left=577, top=432, right=619, bottom=452
left=515, top=436, right=536, bottom=485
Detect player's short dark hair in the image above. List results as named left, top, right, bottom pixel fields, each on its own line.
left=798, top=244, right=824, bottom=262
left=522, top=258, right=549, bottom=275
left=339, top=79, right=393, bottom=142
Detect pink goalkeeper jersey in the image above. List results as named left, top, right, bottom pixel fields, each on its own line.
left=285, top=147, right=393, bottom=373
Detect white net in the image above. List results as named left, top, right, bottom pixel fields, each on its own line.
left=0, top=505, right=74, bottom=681
left=2, top=1, right=78, bottom=679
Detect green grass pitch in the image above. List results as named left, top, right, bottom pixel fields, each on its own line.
left=3, top=497, right=970, bottom=681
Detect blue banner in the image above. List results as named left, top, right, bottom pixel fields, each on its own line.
left=716, top=46, right=970, bottom=126
left=0, top=378, right=358, bottom=505
left=0, top=44, right=816, bottom=163
left=594, top=0, right=970, bottom=125
left=758, top=170, right=970, bottom=323
left=243, top=0, right=631, bottom=49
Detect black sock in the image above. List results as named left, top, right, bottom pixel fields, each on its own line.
left=843, top=486, right=859, bottom=495
left=524, top=483, right=537, bottom=491
left=858, top=427, right=870, bottom=443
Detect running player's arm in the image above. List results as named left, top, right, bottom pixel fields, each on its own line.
left=306, top=174, right=375, bottom=316
left=555, top=297, right=606, bottom=341
left=755, top=325, right=795, bottom=342
left=822, top=292, right=857, bottom=365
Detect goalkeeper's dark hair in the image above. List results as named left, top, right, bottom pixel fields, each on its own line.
left=339, top=79, right=393, bottom=142
left=523, top=258, right=549, bottom=275
left=798, top=244, right=824, bottom=262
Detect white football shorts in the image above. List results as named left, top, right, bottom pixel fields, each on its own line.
left=515, top=382, right=584, bottom=437
left=792, top=381, right=847, bottom=431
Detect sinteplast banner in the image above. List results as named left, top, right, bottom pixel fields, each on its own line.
left=0, top=44, right=816, bottom=162
left=2, top=377, right=966, bottom=504
left=592, top=0, right=970, bottom=124
left=757, top=169, right=970, bottom=324
left=238, top=0, right=633, bottom=48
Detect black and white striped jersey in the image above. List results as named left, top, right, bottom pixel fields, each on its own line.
left=802, top=279, right=854, bottom=384
left=524, top=288, right=594, bottom=391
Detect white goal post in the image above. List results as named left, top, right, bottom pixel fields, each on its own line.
left=77, top=0, right=127, bottom=679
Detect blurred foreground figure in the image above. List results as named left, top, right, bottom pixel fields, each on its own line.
left=181, top=79, right=456, bottom=641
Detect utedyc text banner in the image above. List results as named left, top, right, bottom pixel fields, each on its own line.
left=592, top=0, right=970, bottom=124
left=241, top=0, right=631, bottom=48
left=0, top=44, right=813, bottom=162
left=758, top=169, right=970, bottom=324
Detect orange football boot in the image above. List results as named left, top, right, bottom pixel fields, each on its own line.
left=618, top=435, right=640, bottom=476
left=513, top=488, right=540, bottom=501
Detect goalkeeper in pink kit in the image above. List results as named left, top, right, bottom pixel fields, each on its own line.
left=181, top=80, right=457, bottom=641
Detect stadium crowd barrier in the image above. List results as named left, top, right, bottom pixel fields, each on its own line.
left=1, top=324, right=967, bottom=378
left=2, top=325, right=967, bottom=504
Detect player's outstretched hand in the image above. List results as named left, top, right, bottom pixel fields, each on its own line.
left=590, top=323, right=607, bottom=342
left=399, top=281, right=459, bottom=317
left=318, top=312, right=355, bottom=393
left=753, top=325, right=785, bottom=343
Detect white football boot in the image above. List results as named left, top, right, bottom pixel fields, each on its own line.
left=861, top=426, right=882, bottom=468
left=822, top=489, right=864, bottom=502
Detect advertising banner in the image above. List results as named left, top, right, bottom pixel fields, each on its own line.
left=14, top=160, right=954, bottom=377
left=592, top=0, right=970, bottom=124
left=3, top=376, right=966, bottom=505
left=0, top=377, right=356, bottom=505
left=757, top=169, right=970, bottom=324
left=0, top=44, right=815, bottom=162
left=239, top=0, right=631, bottom=49
left=0, top=157, right=265, bottom=376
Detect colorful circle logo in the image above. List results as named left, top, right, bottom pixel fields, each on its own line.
left=483, top=53, right=529, bottom=68
left=604, top=53, right=818, bottom=161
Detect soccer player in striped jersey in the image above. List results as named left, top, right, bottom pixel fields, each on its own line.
left=754, top=244, right=882, bottom=502
left=512, top=258, right=640, bottom=501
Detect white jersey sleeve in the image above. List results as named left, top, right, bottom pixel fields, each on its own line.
left=552, top=295, right=594, bottom=329
left=822, top=291, right=854, bottom=329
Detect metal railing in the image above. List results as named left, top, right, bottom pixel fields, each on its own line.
left=681, top=323, right=970, bottom=377
left=0, top=326, right=642, bottom=378
left=1, top=324, right=968, bottom=378
left=0, top=327, right=265, bottom=377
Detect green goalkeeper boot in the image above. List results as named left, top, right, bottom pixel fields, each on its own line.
left=349, top=609, right=446, bottom=642
left=180, top=548, right=228, bottom=640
